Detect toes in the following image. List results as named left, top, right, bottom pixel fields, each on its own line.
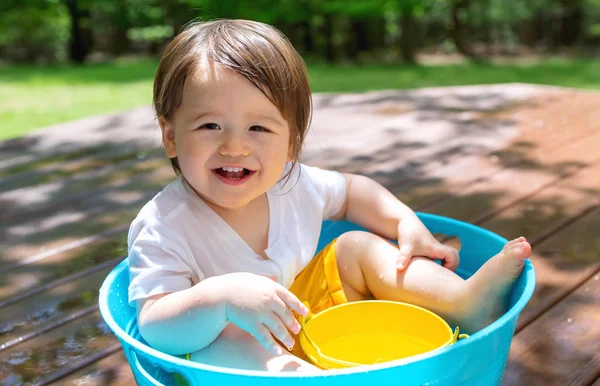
left=503, top=241, right=531, bottom=262
left=504, top=237, right=530, bottom=253
left=503, top=239, right=518, bottom=250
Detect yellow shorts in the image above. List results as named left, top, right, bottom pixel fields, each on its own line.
left=286, top=238, right=348, bottom=359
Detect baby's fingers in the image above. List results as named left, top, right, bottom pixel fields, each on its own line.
left=264, top=314, right=295, bottom=350
left=251, top=324, right=284, bottom=356
left=272, top=300, right=301, bottom=335
left=276, top=287, right=309, bottom=317
left=431, top=243, right=460, bottom=271
left=397, top=243, right=415, bottom=271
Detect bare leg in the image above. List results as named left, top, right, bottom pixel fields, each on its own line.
left=189, top=324, right=320, bottom=372
left=335, top=231, right=531, bottom=333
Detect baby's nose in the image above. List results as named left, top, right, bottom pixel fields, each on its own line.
left=219, top=134, right=250, bottom=157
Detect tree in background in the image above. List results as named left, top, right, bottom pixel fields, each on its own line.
left=0, top=0, right=70, bottom=63
left=63, top=0, right=92, bottom=63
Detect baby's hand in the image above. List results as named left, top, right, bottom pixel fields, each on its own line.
left=396, top=217, right=460, bottom=271
left=220, top=272, right=309, bottom=356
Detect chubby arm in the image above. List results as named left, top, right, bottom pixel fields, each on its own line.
left=332, top=173, right=459, bottom=270
left=137, top=272, right=308, bottom=356
left=332, top=173, right=419, bottom=240
left=136, top=275, right=228, bottom=356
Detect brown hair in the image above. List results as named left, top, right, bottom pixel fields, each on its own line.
left=153, top=19, right=312, bottom=177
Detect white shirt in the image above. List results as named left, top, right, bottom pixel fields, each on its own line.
left=127, top=163, right=347, bottom=306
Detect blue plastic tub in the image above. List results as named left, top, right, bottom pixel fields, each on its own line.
left=99, top=213, right=535, bottom=386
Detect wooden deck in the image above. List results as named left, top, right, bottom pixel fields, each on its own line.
left=1, top=84, right=599, bottom=385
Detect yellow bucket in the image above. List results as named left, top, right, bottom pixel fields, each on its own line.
left=299, top=300, right=468, bottom=369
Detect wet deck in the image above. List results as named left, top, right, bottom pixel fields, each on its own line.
left=1, top=84, right=599, bottom=385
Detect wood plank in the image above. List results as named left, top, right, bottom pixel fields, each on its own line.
left=0, top=267, right=111, bottom=345
left=503, top=271, right=600, bottom=386
left=513, top=207, right=600, bottom=330
left=418, top=131, right=600, bottom=221
left=0, top=231, right=126, bottom=301
left=0, top=156, right=162, bottom=223
left=375, top=90, right=600, bottom=190
left=0, top=167, right=173, bottom=266
left=477, top=163, right=600, bottom=244
left=58, top=350, right=135, bottom=386
left=0, top=145, right=156, bottom=194
left=388, top=90, right=600, bottom=209
left=0, top=311, right=118, bottom=385
left=472, top=165, right=600, bottom=329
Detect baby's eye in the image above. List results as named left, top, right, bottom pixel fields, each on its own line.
left=249, top=125, right=269, bottom=132
left=199, top=123, right=220, bottom=130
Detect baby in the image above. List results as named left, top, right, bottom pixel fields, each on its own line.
left=128, top=19, right=531, bottom=372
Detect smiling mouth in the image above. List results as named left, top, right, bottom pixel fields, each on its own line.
left=211, top=167, right=257, bottom=185
left=214, top=167, right=253, bottom=179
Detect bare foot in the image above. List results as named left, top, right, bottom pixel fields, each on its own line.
left=459, top=237, right=531, bottom=333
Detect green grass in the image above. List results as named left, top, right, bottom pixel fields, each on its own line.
left=0, top=58, right=158, bottom=141
left=1, top=56, right=599, bottom=141
left=308, top=57, right=600, bottom=92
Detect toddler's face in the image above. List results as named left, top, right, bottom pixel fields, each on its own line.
left=160, top=59, right=292, bottom=210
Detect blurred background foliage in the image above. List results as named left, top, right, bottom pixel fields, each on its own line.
left=1, top=0, right=599, bottom=140
left=2, top=0, right=599, bottom=65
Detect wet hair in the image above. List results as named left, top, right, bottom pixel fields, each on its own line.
left=153, top=19, right=312, bottom=178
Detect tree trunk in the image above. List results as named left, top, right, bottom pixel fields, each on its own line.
left=111, top=0, right=131, bottom=56
left=449, top=0, right=483, bottom=62
left=322, top=14, right=335, bottom=63
left=299, top=20, right=314, bottom=54
left=479, top=0, right=492, bottom=54
left=559, top=0, right=584, bottom=46
left=399, top=7, right=417, bottom=64
left=346, top=17, right=369, bottom=61
left=519, top=19, right=537, bottom=48
left=162, top=0, right=192, bottom=38
left=64, top=0, right=92, bottom=63
left=364, top=16, right=386, bottom=53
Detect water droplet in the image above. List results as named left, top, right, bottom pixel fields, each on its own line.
left=0, top=344, right=4, bottom=349
left=585, top=287, right=590, bottom=292
left=594, top=275, right=599, bottom=281
left=18, top=337, right=23, bottom=341
left=567, top=318, right=572, bottom=323
left=379, top=273, right=384, bottom=279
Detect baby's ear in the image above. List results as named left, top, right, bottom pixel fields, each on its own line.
left=159, top=117, right=177, bottom=158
